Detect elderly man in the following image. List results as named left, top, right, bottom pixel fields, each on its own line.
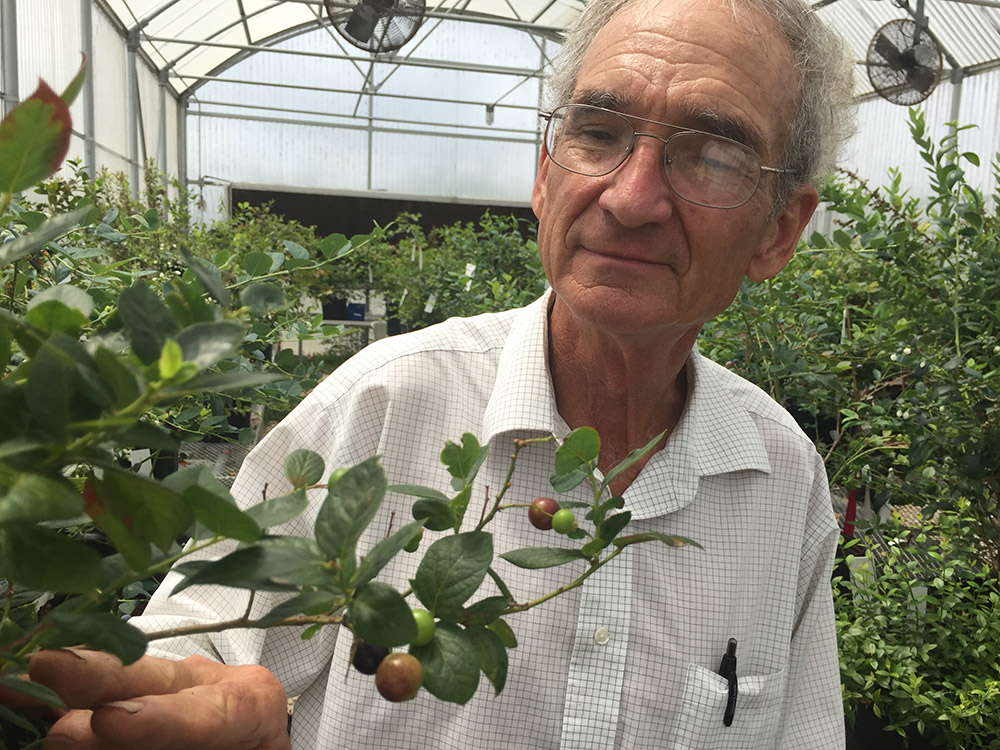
left=27, top=0, right=854, bottom=747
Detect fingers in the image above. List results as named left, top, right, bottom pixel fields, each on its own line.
left=30, top=651, right=290, bottom=750
left=44, top=675, right=290, bottom=750
left=30, top=649, right=189, bottom=709
left=29, top=650, right=240, bottom=709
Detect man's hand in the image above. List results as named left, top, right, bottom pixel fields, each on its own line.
left=20, top=649, right=290, bottom=750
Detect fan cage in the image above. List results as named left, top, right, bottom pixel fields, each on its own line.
left=866, top=18, right=943, bottom=106
left=325, top=0, right=426, bottom=54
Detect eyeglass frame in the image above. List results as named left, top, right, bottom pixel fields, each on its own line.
left=537, top=104, right=797, bottom=209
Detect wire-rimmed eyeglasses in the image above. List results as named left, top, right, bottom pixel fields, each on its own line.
left=538, top=104, right=795, bottom=209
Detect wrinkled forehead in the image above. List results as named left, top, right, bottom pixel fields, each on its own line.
left=576, top=0, right=801, bottom=159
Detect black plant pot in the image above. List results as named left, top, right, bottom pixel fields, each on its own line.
left=846, top=704, right=937, bottom=750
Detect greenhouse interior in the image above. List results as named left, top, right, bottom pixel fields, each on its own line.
left=3, top=0, right=1000, bottom=748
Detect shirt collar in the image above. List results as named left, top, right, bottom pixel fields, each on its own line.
left=482, top=288, right=563, bottom=443
left=481, top=292, right=773, bottom=514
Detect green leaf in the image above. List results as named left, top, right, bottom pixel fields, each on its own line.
left=245, top=487, right=309, bottom=529
left=0, top=209, right=87, bottom=266
left=60, top=55, right=88, bottom=106
left=159, top=338, right=184, bottom=379
left=89, top=468, right=194, bottom=566
left=180, top=247, right=229, bottom=307
left=283, top=240, right=310, bottom=259
left=808, top=231, right=828, bottom=248
left=182, top=485, right=260, bottom=543
left=353, top=519, right=425, bottom=587
left=410, top=496, right=455, bottom=532
left=449, top=485, right=473, bottom=533
left=256, top=590, right=341, bottom=628
left=0, top=472, right=83, bottom=525
left=175, top=321, right=245, bottom=370
left=0, top=524, right=102, bottom=593
left=0, top=675, right=65, bottom=709
left=600, top=430, right=665, bottom=493
left=284, top=449, right=325, bottom=490
left=0, top=438, right=42, bottom=459
left=112, top=420, right=177, bottom=451
left=314, top=457, right=387, bottom=562
left=466, top=624, right=508, bottom=695
left=554, top=427, right=600, bottom=474
left=597, top=511, right=633, bottom=546
left=487, top=618, right=517, bottom=648
left=320, top=233, right=350, bottom=259
left=93, top=347, right=142, bottom=409
left=440, top=433, right=489, bottom=491
left=172, top=537, right=331, bottom=594
left=613, top=532, right=702, bottom=550
left=118, top=283, right=179, bottom=365
left=348, top=581, right=417, bottom=647
left=833, top=229, right=854, bottom=249
left=43, top=611, right=147, bottom=665
left=410, top=622, right=480, bottom=704
left=242, top=283, right=287, bottom=315
left=26, top=285, right=94, bottom=333
left=500, top=546, right=586, bottom=569
left=0, top=82, right=71, bottom=194
left=157, top=370, right=285, bottom=399
left=242, top=252, right=273, bottom=278
left=410, top=531, right=492, bottom=618
left=462, top=595, right=511, bottom=627
left=549, top=466, right=589, bottom=493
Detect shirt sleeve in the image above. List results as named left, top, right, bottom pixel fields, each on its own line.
left=777, top=450, right=845, bottom=748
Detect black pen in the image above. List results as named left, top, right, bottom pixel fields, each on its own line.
left=718, top=638, right=738, bottom=727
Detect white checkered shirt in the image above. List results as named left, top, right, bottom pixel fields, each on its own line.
left=137, top=290, right=844, bottom=749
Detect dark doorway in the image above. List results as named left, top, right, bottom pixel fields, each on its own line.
left=232, top=188, right=537, bottom=237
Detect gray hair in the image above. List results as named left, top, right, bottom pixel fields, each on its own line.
left=545, top=0, right=856, bottom=209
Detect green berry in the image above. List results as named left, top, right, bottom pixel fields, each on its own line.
left=403, top=527, right=423, bottom=553
left=551, top=508, right=577, bottom=534
left=411, top=608, right=435, bottom=646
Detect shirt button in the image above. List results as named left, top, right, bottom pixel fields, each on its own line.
left=593, top=627, right=611, bottom=645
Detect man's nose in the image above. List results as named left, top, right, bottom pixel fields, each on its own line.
left=596, top=136, right=676, bottom=227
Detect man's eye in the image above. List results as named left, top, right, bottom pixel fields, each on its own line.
left=577, top=127, right=616, bottom=143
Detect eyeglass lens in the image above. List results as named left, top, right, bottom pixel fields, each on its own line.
left=543, top=105, right=763, bottom=209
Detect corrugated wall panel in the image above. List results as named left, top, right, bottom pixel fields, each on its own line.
left=370, top=130, right=537, bottom=201
left=7, top=1, right=181, bottom=188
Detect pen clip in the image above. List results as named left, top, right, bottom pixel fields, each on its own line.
left=718, top=638, right=738, bottom=727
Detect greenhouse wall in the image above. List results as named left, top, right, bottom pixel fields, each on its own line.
left=184, top=20, right=547, bottom=223
left=1, top=0, right=181, bottom=190
left=845, top=67, right=1000, bottom=200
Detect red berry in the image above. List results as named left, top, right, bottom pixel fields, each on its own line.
left=375, top=652, right=423, bottom=702
left=528, top=497, right=560, bottom=530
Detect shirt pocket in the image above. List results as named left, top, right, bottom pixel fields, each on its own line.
left=667, top=662, right=787, bottom=750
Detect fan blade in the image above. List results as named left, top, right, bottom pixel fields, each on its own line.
left=345, top=4, right=378, bottom=42
left=874, top=33, right=904, bottom=70
left=907, top=65, right=937, bottom=94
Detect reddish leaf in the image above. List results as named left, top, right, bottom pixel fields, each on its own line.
left=0, top=80, right=72, bottom=194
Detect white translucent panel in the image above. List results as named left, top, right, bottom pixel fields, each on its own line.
left=371, top=130, right=537, bottom=202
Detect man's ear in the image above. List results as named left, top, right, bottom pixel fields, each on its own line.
left=746, top=184, right=819, bottom=282
left=531, top=148, right=551, bottom=220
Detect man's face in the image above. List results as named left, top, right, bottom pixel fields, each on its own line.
left=532, top=0, right=817, bottom=341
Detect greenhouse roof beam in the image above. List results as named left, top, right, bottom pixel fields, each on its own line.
left=149, top=36, right=544, bottom=78
left=288, top=0, right=565, bottom=38
left=176, top=74, right=539, bottom=110
left=192, top=109, right=538, bottom=146
left=192, top=98, right=538, bottom=137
